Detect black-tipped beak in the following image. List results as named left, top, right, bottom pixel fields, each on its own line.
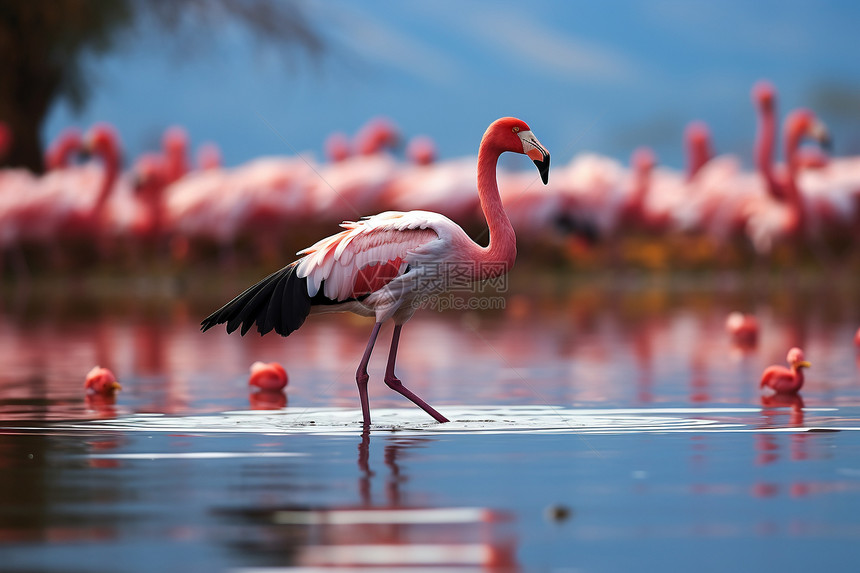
left=534, top=153, right=550, bottom=185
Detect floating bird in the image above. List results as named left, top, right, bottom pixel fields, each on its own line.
left=201, top=117, right=550, bottom=426
left=725, top=312, right=759, bottom=347
left=84, top=366, right=122, bottom=395
left=248, top=361, right=289, bottom=391
left=760, top=347, right=811, bottom=396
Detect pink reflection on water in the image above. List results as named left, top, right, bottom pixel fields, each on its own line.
left=1, top=286, right=859, bottom=422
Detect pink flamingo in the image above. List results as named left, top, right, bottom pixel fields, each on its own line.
left=725, top=311, right=759, bottom=347
left=684, top=120, right=713, bottom=181
left=196, top=142, right=222, bottom=170
left=752, top=81, right=784, bottom=200
left=406, top=135, right=437, bottom=166
left=202, top=117, right=550, bottom=426
left=324, top=132, right=352, bottom=163
left=84, top=366, right=122, bottom=395
left=353, top=117, right=400, bottom=156
left=162, top=126, right=189, bottom=184
left=248, top=361, right=289, bottom=391
left=760, top=347, right=811, bottom=396
left=130, top=152, right=170, bottom=250
left=744, top=108, right=830, bottom=252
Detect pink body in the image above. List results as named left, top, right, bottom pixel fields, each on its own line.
left=248, top=361, right=289, bottom=390
left=760, top=347, right=810, bottom=395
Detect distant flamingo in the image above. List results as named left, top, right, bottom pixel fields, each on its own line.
left=196, top=142, right=222, bottom=170
left=202, top=117, right=550, bottom=426
left=752, top=81, right=782, bottom=200
left=726, top=312, right=759, bottom=347
left=760, top=347, right=811, bottom=396
left=744, top=108, right=830, bottom=252
left=162, top=126, right=189, bottom=184
left=248, top=361, right=289, bottom=391
left=684, top=121, right=713, bottom=181
left=324, top=132, right=352, bottom=163
left=354, top=117, right=400, bottom=156
left=84, top=366, right=122, bottom=395
left=406, top=135, right=437, bottom=166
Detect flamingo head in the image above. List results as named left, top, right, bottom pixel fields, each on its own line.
left=632, top=147, right=656, bottom=172
left=487, top=117, right=551, bottom=184
left=355, top=117, right=401, bottom=155
left=324, top=132, right=352, bottom=162
left=787, top=347, right=811, bottom=371
left=752, top=80, right=776, bottom=110
left=85, top=124, right=122, bottom=168
left=163, top=126, right=189, bottom=153
left=685, top=121, right=711, bottom=146
left=84, top=366, right=122, bottom=395
left=406, top=135, right=437, bottom=166
left=785, top=109, right=831, bottom=153
left=196, top=143, right=222, bottom=170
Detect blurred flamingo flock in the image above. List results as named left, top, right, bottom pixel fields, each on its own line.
left=1, top=80, right=859, bottom=277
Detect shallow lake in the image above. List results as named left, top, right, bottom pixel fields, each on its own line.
left=2, top=270, right=860, bottom=572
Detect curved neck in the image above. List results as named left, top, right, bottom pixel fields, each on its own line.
left=755, top=102, right=780, bottom=199
left=94, top=150, right=119, bottom=218
left=475, top=141, right=516, bottom=278
left=782, top=123, right=806, bottom=232
left=791, top=366, right=806, bottom=390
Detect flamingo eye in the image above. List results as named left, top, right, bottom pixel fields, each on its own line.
left=512, top=126, right=520, bottom=133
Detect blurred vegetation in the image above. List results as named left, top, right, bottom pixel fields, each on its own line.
left=0, top=0, right=322, bottom=172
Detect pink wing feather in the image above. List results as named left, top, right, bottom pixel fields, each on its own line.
left=295, top=212, right=440, bottom=301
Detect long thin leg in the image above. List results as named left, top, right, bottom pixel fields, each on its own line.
left=384, top=324, right=449, bottom=423
left=356, top=322, right=382, bottom=427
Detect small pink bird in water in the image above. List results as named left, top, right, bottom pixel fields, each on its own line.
left=726, top=312, right=759, bottom=347
left=248, top=361, right=288, bottom=391
left=760, top=347, right=811, bottom=396
left=202, top=117, right=550, bottom=426
left=84, top=366, right=122, bottom=395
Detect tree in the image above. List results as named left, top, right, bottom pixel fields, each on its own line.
left=0, top=0, right=323, bottom=172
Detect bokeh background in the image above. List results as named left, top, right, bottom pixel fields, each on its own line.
left=7, top=0, right=859, bottom=171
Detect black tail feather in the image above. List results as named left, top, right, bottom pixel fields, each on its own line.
left=201, top=263, right=313, bottom=337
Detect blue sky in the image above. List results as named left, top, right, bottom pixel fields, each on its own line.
left=45, top=0, right=860, bottom=170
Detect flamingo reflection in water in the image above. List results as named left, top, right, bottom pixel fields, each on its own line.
left=201, top=118, right=550, bottom=427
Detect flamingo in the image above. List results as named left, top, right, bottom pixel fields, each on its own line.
left=725, top=311, right=759, bottom=347
left=760, top=347, right=811, bottom=396
left=744, top=108, right=830, bottom=253
left=684, top=120, right=713, bottom=181
left=406, top=135, right=437, bottom=166
left=201, top=117, right=550, bottom=426
left=162, top=126, right=190, bottom=184
left=248, top=361, right=289, bottom=391
left=84, top=366, right=122, bottom=395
